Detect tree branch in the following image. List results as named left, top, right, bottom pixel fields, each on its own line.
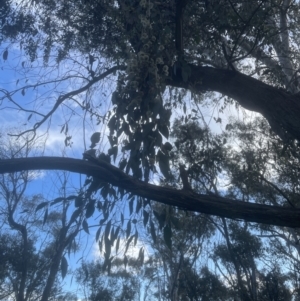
left=11, top=65, right=126, bottom=138
left=167, top=64, right=300, bottom=141
left=7, top=208, right=28, bottom=301
left=0, top=156, right=300, bottom=228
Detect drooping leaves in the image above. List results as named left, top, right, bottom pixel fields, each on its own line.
left=35, top=202, right=48, bottom=212
left=119, top=158, right=127, bottom=171
left=138, top=247, right=144, bottom=265
left=85, top=199, right=95, bottom=218
left=75, top=196, right=84, bottom=207
left=82, top=219, right=89, bottom=234
left=69, top=208, right=81, bottom=225
left=134, top=229, right=138, bottom=246
left=3, top=49, right=8, bottom=60
left=124, top=235, right=134, bottom=254
left=61, top=256, right=68, bottom=279
left=43, top=208, right=48, bottom=225
left=116, top=237, right=120, bottom=253
left=124, top=255, right=128, bottom=268
left=150, top=220, right=157, bottom=244
left=126, top=220, right=131, bottom=239
left=108, top=145, right=118, bottom=162
left=153, top=209, right=166, bottom=229
left=95, top=226, right=101, bottom=242
left=143, top=210, right=149, bottom=227
left=157, top=150, right=170, bottom=179
left=129, top=196, right=134, bottom=215
left=163, top=225, right=172, bottom=250
left=136, top=198, right=142, bottom=214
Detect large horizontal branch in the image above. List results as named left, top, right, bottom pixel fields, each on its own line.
left=167, top=65, right=300, bottom=141
left=0, top=156, right=300, bottom=228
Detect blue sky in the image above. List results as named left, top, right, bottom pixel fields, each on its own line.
left=0, top=43, right=121, bottom=297
left=0, top=38, right=267, bottom=300
left=0, top=41, right=165, bottom=300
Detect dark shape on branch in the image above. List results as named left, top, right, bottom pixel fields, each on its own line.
left=90, top=132, right=101, bottom=148
left=179, top=164, right=192, bottom=191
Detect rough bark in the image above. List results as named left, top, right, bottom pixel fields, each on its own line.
left=167, top=65, right=300, bottom=141
left=1, top=157, right=300, bottom=228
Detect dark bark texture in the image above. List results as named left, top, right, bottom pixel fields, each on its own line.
left=167, top=65, right=300, bottom=141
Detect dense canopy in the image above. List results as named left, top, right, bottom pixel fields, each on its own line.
left=2, top=1, right=300, bottom=300
left=1, top=0, right=300, bottom=226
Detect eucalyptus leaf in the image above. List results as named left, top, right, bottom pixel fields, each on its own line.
left=82, top=219, right=89, bottom=234
left=163, top=225, right=172, bottom=250
left=61, top=256, right=68, bottom=279
left=35, top=202, right=48, bottom=212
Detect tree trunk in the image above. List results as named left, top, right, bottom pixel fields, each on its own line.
left=40, top=227, right=79, bottom=301
left=40, top=242, right=65, bottom=301
left=222, top=218, right=251, bottom=301
left=8, top=211, right=28, bottom=301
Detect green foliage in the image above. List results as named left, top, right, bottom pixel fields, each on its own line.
left=163, top=224, right=172, bottom=250
left=2, top=1, right=300, bottom=300
left=60, top=256, right=68, bottom=279
left=4, top=0, right=298, bottom=184
left=179, top=266, right=229, bottom=301
left=76, top=260, right=139, bottom=301
left=258, top=268, right=292, bottom=301
left=0, top=233, right=65, bottom=300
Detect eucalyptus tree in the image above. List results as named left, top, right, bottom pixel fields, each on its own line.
left=0, top=132, right=82, bottom=301
left=1, top=1, right=300, bottom=237
left=75, top=259, right=139, bottom=301
left=2, top=3, right=300, bottom=300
